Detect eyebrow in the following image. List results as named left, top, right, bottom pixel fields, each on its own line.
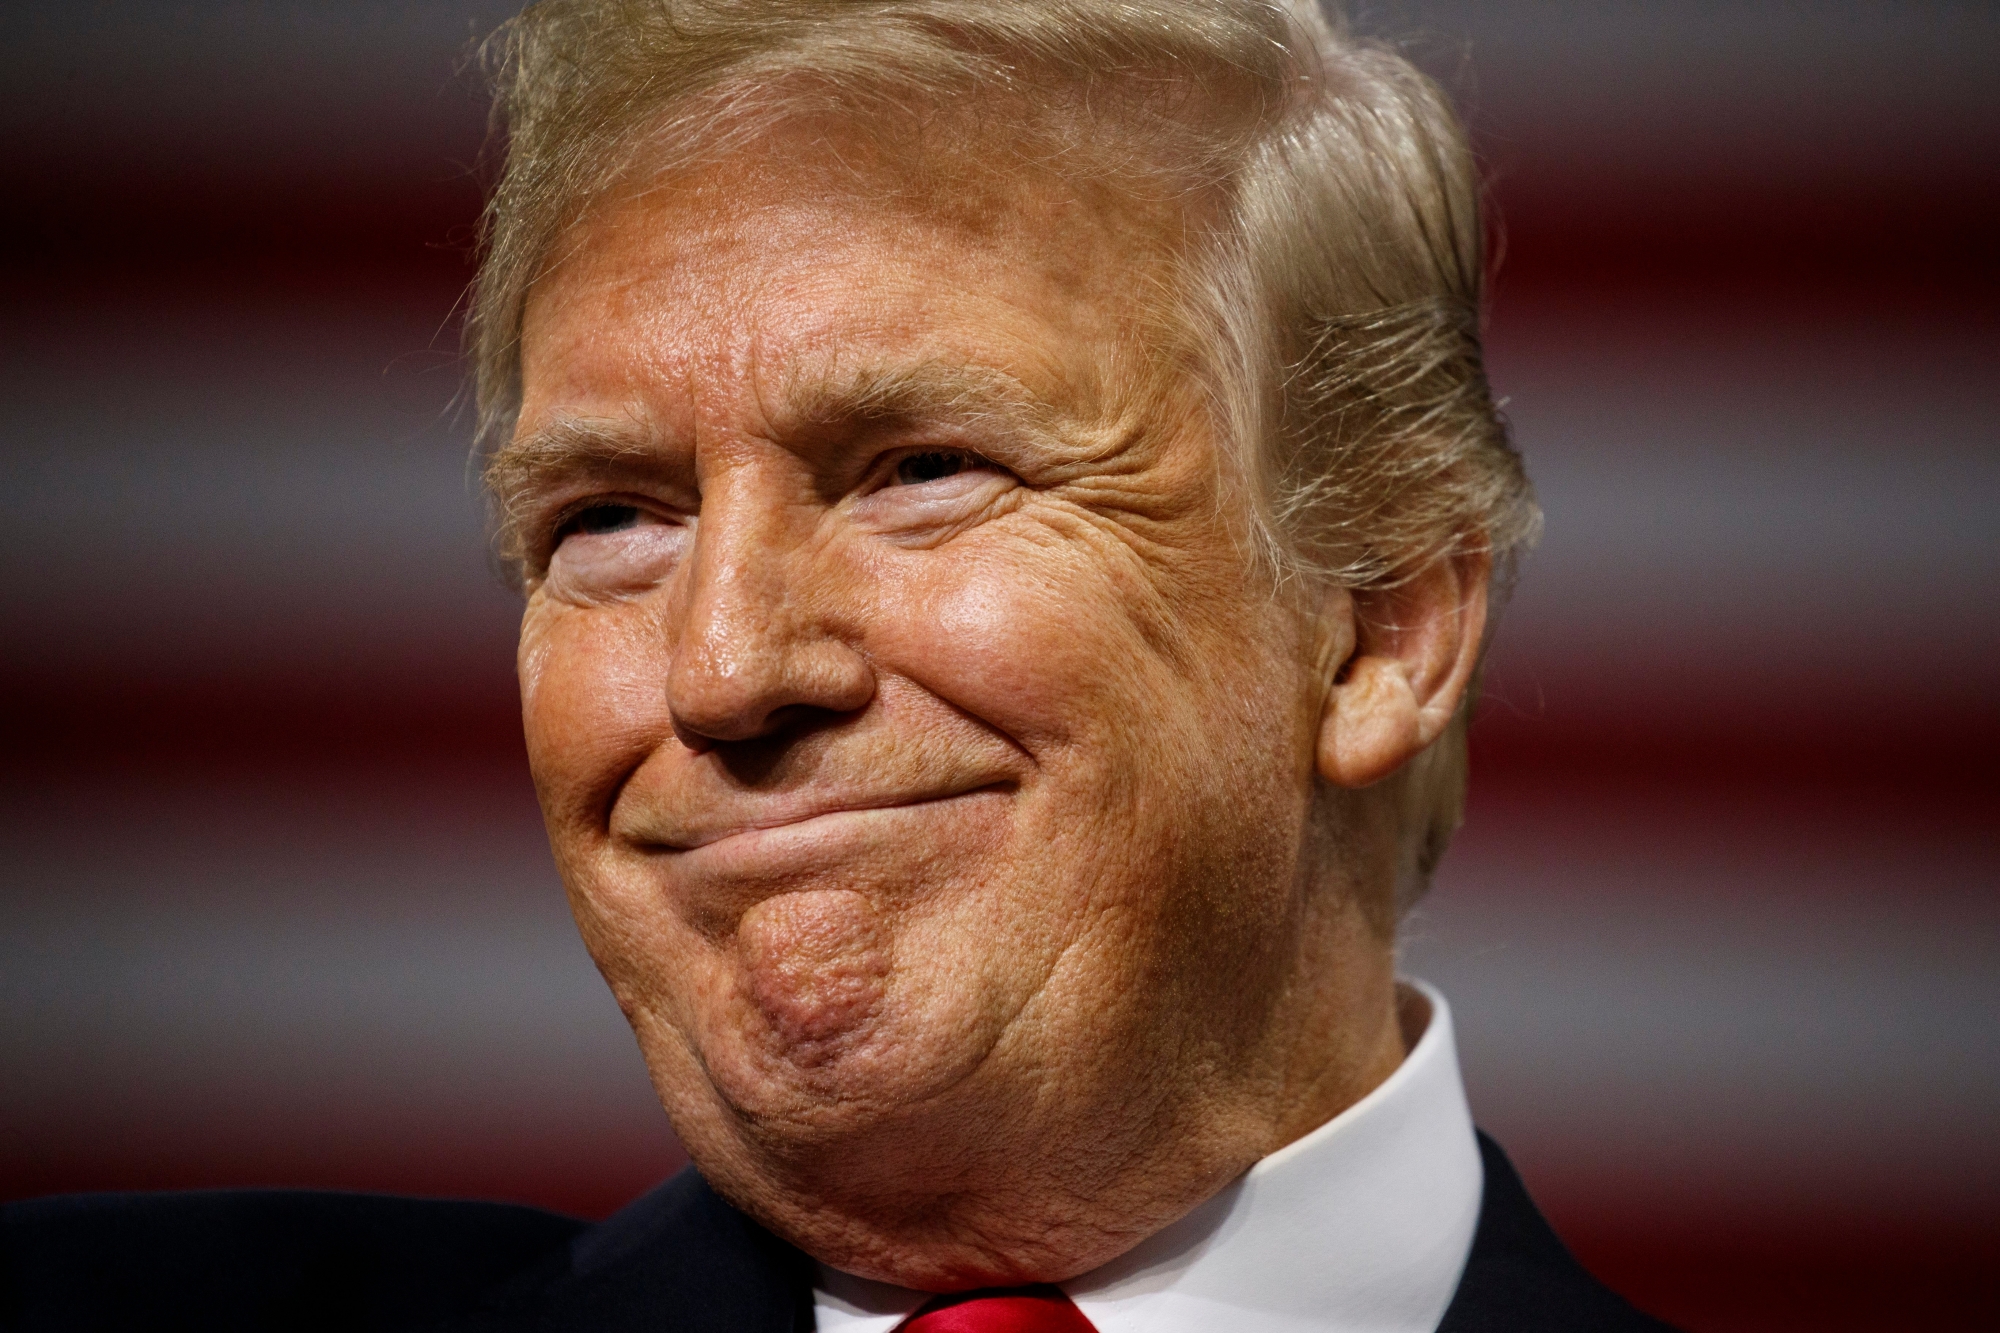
left=484, top=414, right=667, bottom=574
left=487, top=360, right=1098, bottom=574
left=771, top=359, right=1067, bottom=438
left=487, top=413, right=661, bottom=509
left=490, top=358, right=1074, bottom=496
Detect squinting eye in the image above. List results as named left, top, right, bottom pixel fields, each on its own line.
left=558, top=502, right=643, bottom=540
left=894, top=451, right=967, bottom=485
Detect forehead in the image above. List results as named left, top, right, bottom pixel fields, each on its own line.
left=516, top=112, right=1190, bottom=432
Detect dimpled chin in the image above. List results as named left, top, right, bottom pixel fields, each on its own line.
left=737, top=889, right=893, bottom=1067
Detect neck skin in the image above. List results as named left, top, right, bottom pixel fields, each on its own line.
left=817, top=981, right=1467, bottom=1333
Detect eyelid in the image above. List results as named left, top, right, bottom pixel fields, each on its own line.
left=549, top=492, right=678, bottom=530
left=530, top=491, right=684, bottom=571
left=872, top=445, right=1009, bottom=490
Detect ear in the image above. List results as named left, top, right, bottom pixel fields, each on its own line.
left=1316, top=550, right=1491, bottom=789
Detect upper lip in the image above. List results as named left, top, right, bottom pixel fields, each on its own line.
left=638, top=783, right=1009, bottom=852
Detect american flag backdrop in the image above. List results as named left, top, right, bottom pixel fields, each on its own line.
left=3, top=4, right=1995, bottom=1329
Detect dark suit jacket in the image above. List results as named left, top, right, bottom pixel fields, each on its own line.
left=1, top=1133, right=1674, bottom=1331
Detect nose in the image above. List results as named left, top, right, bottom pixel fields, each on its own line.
left=665, top=475, right=875, bottom=750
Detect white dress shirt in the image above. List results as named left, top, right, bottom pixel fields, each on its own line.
left=814, top=979, right=1483, bottom=1333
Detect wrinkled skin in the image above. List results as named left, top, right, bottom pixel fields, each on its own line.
left=505, top=115, right=1486, bottom=1289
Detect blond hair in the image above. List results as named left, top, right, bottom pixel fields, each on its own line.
left=470, top=0, right=1539, bottom=911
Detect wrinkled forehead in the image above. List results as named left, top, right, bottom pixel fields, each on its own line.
left=617, top=65, right=1227, bottom=230
left=516, top=102, right=1204, bottom=436
left=559, top=87, right=1203, bottom=287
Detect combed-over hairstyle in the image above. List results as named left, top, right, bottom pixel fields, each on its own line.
left=469, top=0, right=1539, bottom=914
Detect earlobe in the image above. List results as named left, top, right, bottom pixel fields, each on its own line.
left=1313, top=551, right=1492, bottom=790
left=1316, top=657, right=1422, bottom=788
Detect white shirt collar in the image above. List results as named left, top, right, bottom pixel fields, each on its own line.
left=814, top=979, right=1483, bottom=1333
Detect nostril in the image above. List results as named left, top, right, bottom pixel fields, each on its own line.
left=665, top=685, right=778, bottom=749
left=669, top=695, right=869, bottom=756
left=666, top=632, right=877, bottom=746
left=669, top=713, right=722, bottom=754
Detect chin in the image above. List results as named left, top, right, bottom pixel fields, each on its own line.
left=630, top=822, right=1037, bottom=1118
left=674, top=974, right=981, bottom=1138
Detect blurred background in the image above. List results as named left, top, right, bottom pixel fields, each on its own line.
left=2, top=2, right=1994, bottom=1329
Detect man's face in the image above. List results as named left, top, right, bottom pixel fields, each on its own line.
left=508, top=119, right=1343, bottom=1280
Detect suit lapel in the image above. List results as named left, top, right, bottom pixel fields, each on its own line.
left=1435, top=1133, right=1678, bottom=1332
left=437, top=1166, right=813, bottom=1333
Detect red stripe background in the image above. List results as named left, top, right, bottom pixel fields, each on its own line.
left=2, top=5, right=1995, bottom=1330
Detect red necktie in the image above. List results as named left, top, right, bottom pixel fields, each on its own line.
left=896, top=1284, right=1099, bottom=1332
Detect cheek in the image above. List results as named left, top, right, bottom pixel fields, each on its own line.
left=875, top=551, right=1130, bottom=750
left=519, top=597, right=675, bottom=828
left=871, top=529, right=1218, bottom=774
left=865, top=527, right=1313, bottom=891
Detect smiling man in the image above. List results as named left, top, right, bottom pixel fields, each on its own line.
left=2, top=2, right=1675, bottom=1331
